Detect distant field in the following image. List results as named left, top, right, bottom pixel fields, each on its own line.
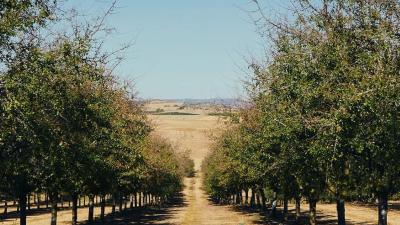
left=149, top=111, right=199, bottom=116
left=207, top=112, right=234, bottom=117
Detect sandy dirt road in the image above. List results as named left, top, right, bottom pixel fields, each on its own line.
left=147, top=111, right=263, bottom=225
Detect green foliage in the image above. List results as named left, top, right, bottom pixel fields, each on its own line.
left=0, top=2, right=185, bottom=224
left=203, top=1, right=400, bottom=224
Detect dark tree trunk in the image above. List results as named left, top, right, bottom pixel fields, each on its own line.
left=72, top=194, right=78, bottom=225
left=118, top=193, right=123, bottom=212
left=88, top=195, right=94, bottom=223
left=139, top=192, right=142, bottom=207
left=134, top=192, right=138, bottom=207
left=45, top=193, right=49, bottom=208
left=3, top=200, right=8, bottom=218
left=256, top=192, right=261, bottom=208
left=283, top=196, right=288, bottom=220
left=336, top=197, right=346, bottom=225
left=19, top=193, right=27, bottom=225
left=378, top=194, right=388, bottom=225
left=83, top=196, right=86, bottom=206
left=309, top=199, right=317, bottom=225
left=112, top=194, right=116, bottom=213
left=124, top=196, right=127, bottom=209
left=100, top=195, right=105, bottom=221
left=130, top=195, right=134, bottom=208
left=37, top=193, right=41, bottom=209
left=295, top=196, right=301, bottom=221
left=50, top=193, right=58, bottom=225
left=250, top=188, right=256, bottom=206
left=258, top=188, right=266, bottom=209
left=60, top=195, right=64, bottom=208
left=78, top=196, right=81, bottom=207
left=235, top=192, right=240, bottom=205
left=245, top=189, right=249, bottom=205
left=27, top=194, right=30, bottom=211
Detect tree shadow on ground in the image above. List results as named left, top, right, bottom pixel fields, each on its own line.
left=0, top=204, right=88, bottom=221
left=0, top=202, right=112, bottom=221
left=210, top=201, right=376, bottom=225
left=79, top=193, right=187, bottom=225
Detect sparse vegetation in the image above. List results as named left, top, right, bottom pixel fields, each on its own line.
left=207, top=112, right=234, bottom=117
left=155, top=108, right=165, bottom=113
left=153, top=112, right=199, bottom=116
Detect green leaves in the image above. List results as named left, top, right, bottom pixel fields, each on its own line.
left=205, top=2, right=400, bottom=221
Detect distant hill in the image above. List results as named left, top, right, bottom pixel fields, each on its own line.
left=182, top=98, right=240, bottom=106
left=140, top=98, right=250, bottom=109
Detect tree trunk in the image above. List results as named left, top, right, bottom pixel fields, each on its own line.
left=3, top=200, right=8, bottom=218
left=245, top=189, right=249, bottom=205
left=100, top=195, right=105, bottom=221
left=134, top=192, right=138, bottom=207
left=309, top=199, right=317, bottom=225
left=78, top=196, right=81, bottom=207
left=27, top=194, right=30, bottom=211
left=118, top=193, right=123, bottom=212
left=250, top=188, right=256, bottom=206
left=295, top=196, right=301, bottom=221
left=88, top=195, right=94, bottom=223
left=258, top=188, right=266, bottom=209
left=336, top=197, right=346, bottom=225
left=83, top=196, right=86, bottom=206
left=45, top=193, right=49, bottom=208
left=235, top=192, right=240, bottom=205
left=50, top=193, right=58, bottom=225
left=111, top=194, right=116, bottom=213
left=378, top=194, right=388, bottom=225
left=19, top=193, right=27, bottom=225
left=283, top=196, right=288, bottom=220
left=256, top=192, right=262, bottom=208
left=72, top=194, right=78, bottom=225
left=139, top=192, right=142, bottom=207
left=37, top=194, right=41, bottom=209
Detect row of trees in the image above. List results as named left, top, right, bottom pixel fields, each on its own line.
left=0, top=1, right=193, bottom=225
left=203, top=1, right=400, bottom=225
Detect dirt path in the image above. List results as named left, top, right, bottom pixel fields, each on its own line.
left=148, top=111, right=263, bottom=225
left=157, top=175, right=262, bottom=225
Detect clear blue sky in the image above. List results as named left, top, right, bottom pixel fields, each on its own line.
left=64, top=0, right=286, bottom=99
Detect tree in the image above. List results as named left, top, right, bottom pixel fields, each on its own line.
left=250, top=1, right=400, bottom=224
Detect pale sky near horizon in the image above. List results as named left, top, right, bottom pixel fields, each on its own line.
left=64, top=0, right=287, bottom=99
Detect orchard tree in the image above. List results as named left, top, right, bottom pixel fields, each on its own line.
left=250, top=0, right=400, bottom=224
